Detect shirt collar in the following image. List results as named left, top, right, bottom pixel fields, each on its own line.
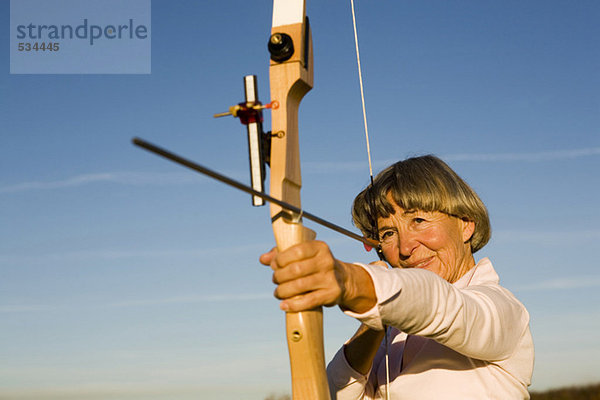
left=453, top=257, right=499, bottom=289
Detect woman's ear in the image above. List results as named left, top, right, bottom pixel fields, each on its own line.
left=461, top=219, right=475, bottom=243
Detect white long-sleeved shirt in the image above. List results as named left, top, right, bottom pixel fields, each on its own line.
left=327, top=258, right=534, bottom=399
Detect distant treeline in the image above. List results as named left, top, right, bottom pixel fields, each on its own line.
left=263, top=383, right=600, bottom=400
left=530, top=383, right=600, bottom=400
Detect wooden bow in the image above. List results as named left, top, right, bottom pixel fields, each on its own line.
left=268, top=1, right=331, bottom=399
left=133, top=2, right=334, bottom=397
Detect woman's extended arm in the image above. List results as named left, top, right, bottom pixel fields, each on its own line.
left=343, top=323, right=385, bottom=375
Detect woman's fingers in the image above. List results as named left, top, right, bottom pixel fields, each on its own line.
left=279, top=286, right=342, bottom=312
left=272, top=253, right=329, bottom=284
left=261, top=240, right=378, bottom=313
left=272, top=241, right=325, bottom=268
left=267, top=241, right=344, bottom=311
left=259, top=247, right=278, bottom=266
left=274, top=268, right=340, bottom=300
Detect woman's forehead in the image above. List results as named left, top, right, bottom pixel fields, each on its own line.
left=384, top=192, right=421, bottom=214
left=378, top=205, right=445, bottom=221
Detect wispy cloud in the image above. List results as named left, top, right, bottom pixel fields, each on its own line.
left=0, top=242, right=269, bottom=267
left=2, top=147, right=598, bottom=193
left=492, top=229, right=600, bottom=246
left=0, top=171, right=204, bottom=194
left=0, top=304, right=58, bottom=313
left=303, top=146, right=600, bottom=173
left=442, top=146, right=600, bottom=162
left=514, top=276, right=600, bottom=292
left=0, top=292, right=272, bottom=314
left=106, top=292, right=272, bottom=308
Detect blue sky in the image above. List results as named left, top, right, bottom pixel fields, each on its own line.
left=1, top=1, right=599, bottom=399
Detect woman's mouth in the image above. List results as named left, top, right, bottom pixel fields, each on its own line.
left=406, top=257, right=434, bottom=269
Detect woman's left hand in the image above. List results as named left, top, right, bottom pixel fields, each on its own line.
left=259, top=240, right=376, bottom=313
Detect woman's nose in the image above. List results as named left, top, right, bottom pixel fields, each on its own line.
left=398, top=233, right=418, bottom=257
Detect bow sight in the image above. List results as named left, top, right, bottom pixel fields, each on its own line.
left=213, top=75, right=282, bottom=206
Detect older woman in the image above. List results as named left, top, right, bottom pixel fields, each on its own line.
left=260, top=155, right=534, bottom=399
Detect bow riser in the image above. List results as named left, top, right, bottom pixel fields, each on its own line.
left=269, top=22, right=313, bottom=205
left=269, top=5, right=331, bottom=399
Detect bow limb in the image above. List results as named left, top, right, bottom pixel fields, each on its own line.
left=269, top=1, right=331, bottom=399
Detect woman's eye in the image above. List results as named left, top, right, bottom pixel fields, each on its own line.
left=380, top=231, right=395, bottom=240
left=414, top=217, right=426, bottom=224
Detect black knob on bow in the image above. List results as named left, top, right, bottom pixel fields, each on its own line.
left=268, top=32, right=294, bottom=62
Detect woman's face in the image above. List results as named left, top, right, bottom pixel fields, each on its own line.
left=377, top=195, right=476, bottom=283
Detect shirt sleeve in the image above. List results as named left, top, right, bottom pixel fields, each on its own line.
left=327, top=337, right=387, bottom=400
left=326, top=346, right=369, bottom=399
left=343, top=263, right=530, bottom=361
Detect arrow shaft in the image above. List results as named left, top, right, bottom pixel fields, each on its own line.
left=132, top=137, right=379, bottom=248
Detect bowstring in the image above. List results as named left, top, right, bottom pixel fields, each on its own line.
left=350, top=2, right=391, bottom=399
left=350, top=0, right=385, bottom=260
left=350, top=0, right=375, bottom=180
